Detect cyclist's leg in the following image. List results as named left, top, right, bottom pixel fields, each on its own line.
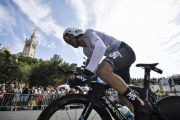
left=118, top=94, right=134, bottom=113
left=96, top=61, right=128, bottom=95
left=97, top=42, right=136, bottom=94
left=97, top=43, right=153, bottom=120
left=96, top=63, right=134, bottom=113
left=114, top=67, right=134, bottom=113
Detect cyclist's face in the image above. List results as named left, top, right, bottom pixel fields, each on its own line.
left=66, top=37, right=79, bottom=48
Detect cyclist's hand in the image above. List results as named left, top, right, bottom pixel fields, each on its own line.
left=83, top=69, right=95, bottom=78
left=69, top=69, right=94, bottom=86
left=74, top=74, right=91, bottom=86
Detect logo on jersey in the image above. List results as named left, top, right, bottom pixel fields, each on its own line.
left=127, top=91, right=137, bottom=100
left=76, top=75, right=87, bottom=81
left=109, top=51, right=122, bottom=59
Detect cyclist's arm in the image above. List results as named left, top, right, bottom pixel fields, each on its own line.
left=85, top=29, right=106, bottom=74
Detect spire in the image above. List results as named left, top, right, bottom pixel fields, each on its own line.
left=31, top=28, right=36, bottom=41
left=33, top=28, right=36, bottom=35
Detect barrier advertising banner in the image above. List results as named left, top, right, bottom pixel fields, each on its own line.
left=174, top=85, right=180, bottom=92
left=150, top=85, right=161, bottom=92
left=160, top=78, right=171, bottom=91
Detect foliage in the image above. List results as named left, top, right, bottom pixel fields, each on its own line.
left=0, top=51, right=79, bottom=87
left=0, top=51, right=19, bottom=85
left=18, top=55, right=38, bottom=65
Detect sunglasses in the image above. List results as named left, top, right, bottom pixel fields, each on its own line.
left=63, top=33, right=74, bottom=43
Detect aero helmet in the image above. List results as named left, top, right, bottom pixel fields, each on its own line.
left=63, top=27, right=84, bottom=43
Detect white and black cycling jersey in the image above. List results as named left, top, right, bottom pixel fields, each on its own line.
left=83, top=29, right=122, bottom=73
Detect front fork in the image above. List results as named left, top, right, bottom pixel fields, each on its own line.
left=79, top=90, right=97, bottom=120
left=79, top=91, right=127, bottom=120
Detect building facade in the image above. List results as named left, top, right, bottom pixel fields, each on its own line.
left=22, top=29, right=38, bottom=58
left=0, top=29, right=38, bottom=58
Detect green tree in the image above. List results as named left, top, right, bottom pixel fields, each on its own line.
left=18, top=55, right=38, bottom=65
left=0, top=50, right=19, bottom=85
left=29, top=54, right=77, bottom=88
left=16, top=61, right=32, bottom=85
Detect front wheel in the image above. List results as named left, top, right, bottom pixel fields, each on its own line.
left=151, top=96, right=180, bottom=120
left=38, top=94, right=112, bottom=120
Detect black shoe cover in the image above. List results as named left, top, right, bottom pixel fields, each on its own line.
left=134, top=99, right=153, bottom=120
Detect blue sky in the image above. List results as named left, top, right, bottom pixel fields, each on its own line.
left=0, top=0, right=180, bottom=78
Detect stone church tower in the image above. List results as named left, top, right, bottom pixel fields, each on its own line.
left=22, top=29, right=38, bottom=58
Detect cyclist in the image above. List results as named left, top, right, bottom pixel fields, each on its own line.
left=63, top=27, right=152, bottom=120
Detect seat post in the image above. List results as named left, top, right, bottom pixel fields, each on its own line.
left=144, top=68, right=151, bottom=101
left=144, top=68, right=150, bottom=89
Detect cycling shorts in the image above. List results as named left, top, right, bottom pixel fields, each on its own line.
left=103, top=42, right=136, bottom=84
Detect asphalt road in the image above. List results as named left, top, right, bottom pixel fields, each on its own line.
left=0, top=109, right=104, bottom=120
left=0, top=110, right=42, bottom=120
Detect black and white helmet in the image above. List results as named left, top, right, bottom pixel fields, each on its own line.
left=63, top=27, right=84, bottom=42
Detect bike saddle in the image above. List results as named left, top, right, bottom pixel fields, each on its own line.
left=136, top=63, right=158, bottom=68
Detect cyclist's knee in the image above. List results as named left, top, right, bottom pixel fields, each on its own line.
left=96, top=62, right=112, bottom=81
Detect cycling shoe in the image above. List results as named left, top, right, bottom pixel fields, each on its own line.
left=134, top=99, right=153, bottom=120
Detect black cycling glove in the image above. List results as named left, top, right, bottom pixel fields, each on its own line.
left=74, top=74, right=90, bottom=86
left=83, top=69, right=94, bottom=77
left=73, top=69, right=93, bottom=86
left=70, top=69, right=94, bottom=86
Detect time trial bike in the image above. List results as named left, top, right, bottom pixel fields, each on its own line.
left=38, top=63, right=180, bottom=120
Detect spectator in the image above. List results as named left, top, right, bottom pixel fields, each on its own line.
left=0, top=86, right=6, bottom=93
left=75, top=89, right=79, bottom=94
left=154, top=90, right=159, bottom=101
left=14, top=85, right=18, bottom=91
left=6, top=84, right=15, bottom=93
left=29, top=87, right=35, bottom=94
left=14, top=86, right=22, bottom=94
left=159, top=91, right=165, bottom=98
left=0, top=86, right=6, bottom=105
left=45, top=87, right=50, bottom=94
left=27, top=98, right=32, bottom=110
left=13, top=86, right=21, bottom=105
left=69, top=88, right=74, bottom=94
left=59, top=88, right=65, bottom=95
left=37, top=89, right=41, bottom=95
left=4, top=84, right=15, bottom=107
left=37, top=95, right=44, bottom=109
left=65, top=89, right=69, bottom=95
left=54, top=88, right=60, bottom=95
left=31, top=97, right=37, bottom=110
left=40, top=86, right=44, bottom=95
left=20, top=86, right=29, bottom=102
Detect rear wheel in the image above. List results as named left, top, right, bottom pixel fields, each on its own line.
left=151, top=96, right=180, bottom=120
left=38, top=94, right=112, bottom=120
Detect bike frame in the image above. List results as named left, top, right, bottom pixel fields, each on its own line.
left=79, top=65, right=168, bottom=120
left=80, top=82, right=127, bottom=120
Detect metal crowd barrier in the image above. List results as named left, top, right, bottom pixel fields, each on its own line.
left=0, top=93, right=62, bottom=111
left=0, top=93, right=172, bottom=111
